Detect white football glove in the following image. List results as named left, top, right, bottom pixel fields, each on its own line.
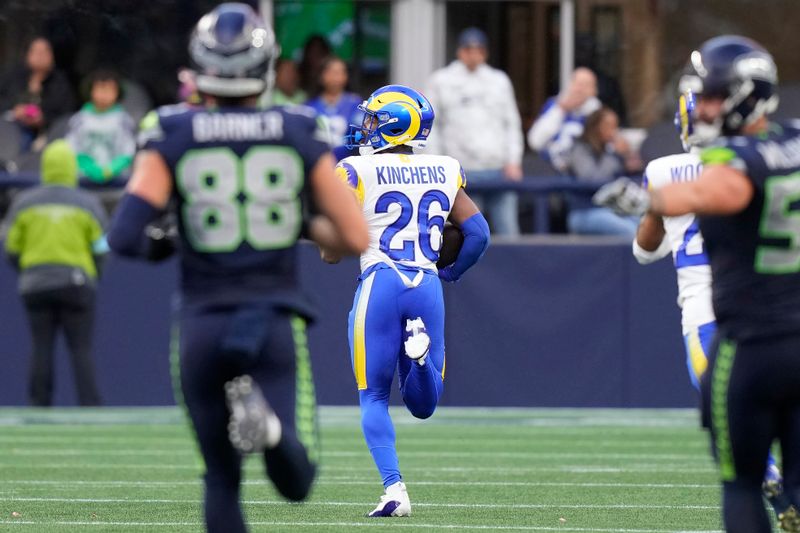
left=592, top=177, right=651, bottom=216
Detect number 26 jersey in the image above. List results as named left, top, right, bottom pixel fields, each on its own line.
left=336, top=153, right=466, bottom=274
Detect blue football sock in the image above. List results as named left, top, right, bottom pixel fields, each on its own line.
left=401, top=359, right=442, bottom=419
left=359, top=389, right=401, bottom=487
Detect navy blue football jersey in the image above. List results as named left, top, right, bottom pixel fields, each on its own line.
left=698, top=121, right=800, bottom=340
left=139, top=103, right=330, bottom=312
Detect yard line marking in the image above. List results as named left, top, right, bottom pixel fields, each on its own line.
left=0, top=436, right=707, bottom=449
left=0, top=520, right=724, bottom=532
left=0, top=463, right=717, bottom=474
left=0, top=479, right=719, bottom=488
left=4, top=448, right=711, bottom=461
left=3, top=496, right=722, bottom=510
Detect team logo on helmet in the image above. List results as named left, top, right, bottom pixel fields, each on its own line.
left=189, top=2, right=279, bottom=98
left=345, top=85, right=435, bottom=155
left=678, top=35, right=778, bottom=137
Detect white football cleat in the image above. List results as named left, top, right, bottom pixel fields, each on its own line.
left=367, top=481, right=411, bottom=517
left=225, top=375, right=282, bottom=453
left=404, top=318, right=430, bottom=364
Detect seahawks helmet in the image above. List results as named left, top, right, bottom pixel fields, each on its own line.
left=189, top=3, right=279, bottom=98
left=678, top=35, right=778, bottom=137
left=345, top=85, right=435, bottom=155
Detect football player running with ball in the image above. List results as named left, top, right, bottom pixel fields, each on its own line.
left=108, top=4, right=368, bottom=532
left=328, top=85, right=490, bottom=517
left=595, top=36, right=800, bottom=532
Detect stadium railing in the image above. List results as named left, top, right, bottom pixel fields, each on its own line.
left=0, top=172, right=602, bottom=233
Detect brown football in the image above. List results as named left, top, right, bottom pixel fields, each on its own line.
left=437, top=224, right=464, bottom=268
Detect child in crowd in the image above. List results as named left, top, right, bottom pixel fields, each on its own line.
left=66, top=70, right=136, bottom=184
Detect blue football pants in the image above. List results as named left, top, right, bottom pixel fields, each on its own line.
left=348, top=268, right=446, bottom=487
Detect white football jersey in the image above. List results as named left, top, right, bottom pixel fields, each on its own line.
left=643, top=153, right=715, bottom=333
left=337, top=153, right=465, bottom=274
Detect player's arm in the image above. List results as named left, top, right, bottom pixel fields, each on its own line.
left=650, top=165, right=753, bottom=217
left=439, top=189, right=490, bottom=282
left=308, top=153, right=369, bottom=258
left=107, top=150, right=173, bottom=257
left=633, top=212, right=670, bottom=264
left=594, top=165, right=753, bottom=218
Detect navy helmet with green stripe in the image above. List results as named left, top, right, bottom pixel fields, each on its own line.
left=679, top=35, right=778, bottom=137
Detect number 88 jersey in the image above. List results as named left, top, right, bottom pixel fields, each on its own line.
left=643, top=152, right=714, bottom=333
left=336, top=152, right=465, bottom=274
left=139, top=103, right=330, bottom=308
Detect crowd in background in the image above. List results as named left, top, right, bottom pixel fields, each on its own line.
left=0, top=25, right=655, bottom=239
left=0, top=26, right=653, bottom=406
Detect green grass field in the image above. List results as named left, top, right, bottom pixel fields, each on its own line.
left=0, top=407, right=735, bottom=532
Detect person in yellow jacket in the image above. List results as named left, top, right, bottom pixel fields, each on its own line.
left=3, top=140, right=107, bottom=406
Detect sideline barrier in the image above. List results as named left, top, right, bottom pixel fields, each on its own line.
left=0, top=240, right=693, bottom=407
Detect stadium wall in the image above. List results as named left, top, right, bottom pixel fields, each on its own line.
left=0, top=242, right=696, bottom=408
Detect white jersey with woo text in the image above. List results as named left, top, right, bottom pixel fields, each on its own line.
left=336, top=153, right=466, bottom=274
left=642, top=152, right=715, bottom=333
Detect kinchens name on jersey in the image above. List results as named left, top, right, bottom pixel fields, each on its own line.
left=642, top=152, right=714, bottom=333
left=336, top=153, right=466, bottom=273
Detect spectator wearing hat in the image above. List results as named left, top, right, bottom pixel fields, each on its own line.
left=3, top=140, right=107, bottom=406
left=425, top=27, right=524, bottom=237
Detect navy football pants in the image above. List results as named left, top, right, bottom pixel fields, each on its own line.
left=701, top=332, right=800, bottom=532
left=178, top=304, right=319, bottom=533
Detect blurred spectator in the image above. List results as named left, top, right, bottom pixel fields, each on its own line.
left=177, top=67, right=202, bottom=106
left=528, top=67, right=601, bottom=173
left=305, top=56, right=362, bottom=147
left=66, top=69, right=136, bottom=184
left=261, top=58, right=307, bottom=107
left=298, top=34, right=333, bottom=96
left=563, top=106, right=639, bottom=237
left=0, top=37, right=76, bottom=152
left=425, top=27, right=523, bottom=237
left=2, top=140, right=107, bottom=406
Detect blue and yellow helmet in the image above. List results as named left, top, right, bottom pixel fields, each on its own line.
left=674, top=90, right=696, bottom=152
left=345, top=85, right=434, bottom=154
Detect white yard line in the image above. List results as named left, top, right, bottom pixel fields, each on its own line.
left=0, top=462, right=718, bottom=473
left=2, top=448, right=710, bottom=461
left=0, top=519, right=723, bottom=532
left=0, top=479, right=719, bottom=488
left=2, top=496, right=721, bottom=510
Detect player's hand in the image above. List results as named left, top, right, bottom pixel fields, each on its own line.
left=592, top=177, right=651, bottom=216
left=438, top=265, right=460, bottom=283
left=319, top=246, right=342, bottom=264
left=557, top=90, right=584, bottom=112
left=144, top=214, right=178, bottom=262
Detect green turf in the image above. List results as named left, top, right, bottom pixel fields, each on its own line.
left=0, top=407, right=736, bottom=532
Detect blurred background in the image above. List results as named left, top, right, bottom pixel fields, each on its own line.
left=0, top=0, right=797, bottom=408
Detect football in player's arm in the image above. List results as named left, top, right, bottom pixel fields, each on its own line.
left=330, top=84, right=489, bottom=517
